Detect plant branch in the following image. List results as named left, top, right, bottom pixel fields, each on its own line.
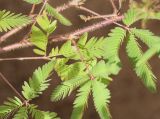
left=0, top=72, right=25, bottom=101
left=76, top=6, right=128, bottom=30
left=80, top=14, right=116, bottom=22
left=0, top=0, right=74, bottom=45
left=0, top=15, right=123, bottom=53
left=70, top=15, right=124, bottom=36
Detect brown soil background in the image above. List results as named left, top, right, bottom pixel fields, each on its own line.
left=0, top=0, right=160, bottom=119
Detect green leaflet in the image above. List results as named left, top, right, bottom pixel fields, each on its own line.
left=131, top=28, right=160, bottom=47
left=55, top=60, right=86, bottom=81
left=126, top=34, right=156, bottom=92
left=123, top=8, right=145, bottom=26
left=30, top=13, right=57, bottom=56
left=31, top=26, right=48, bottom=53
left=91, top=60, right=121, bottom=80
left=92, top=80, right=111, bottom=119
left=71, top=81, right=92, bottom=119
left=103, top=27, right=126, bottom=62
left=23, top=0, right=42, bottom=4
left=76, top=33, right=107, bottom=60
left=22, top=60, right=56, bottom=100
left=49, top=41, right=77, bottom=58
left=136, top=46, right=160, bottom=67
left=51, top=75, right=89, bottom=102
left=81, top=37, right=106, bottom=59
left=77, top=32, right=88, bottom=47
left=49, top=33, right=108, bottom=60
left=36, top=14, right=57, bottom=34
left=0, top=97, right=60, bottom=119
left=59, top=40, right=77, bottom=58
left=45, top=3, right=72, bottom=26
left=0, top=97, right=22, bottom=118
left=131, top=28, right=160, bottom=65
left=13, top=107, right=28, bottom=119
left=29, top=105, right=60, bottom=119
left=0, top=10, right=31, bottom=32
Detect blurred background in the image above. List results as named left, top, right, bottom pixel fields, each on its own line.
left=0, top=0, right=160, bottom=119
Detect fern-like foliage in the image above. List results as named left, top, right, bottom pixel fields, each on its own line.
left=51, top=75, right=89, bottom=101
left=22, top=60, right=56, bottom=100
left=0, top=97, right=22, bottom=118
left=55, top=60, right=86, bottom=81
left=92, top=80, right=111, bottom=119
left=51, top=57, right=116, bottom=119
left=71, top=80, right=111, bottom=119
left=13, top=107, right=28, bottom=119
left=91, top=60, right=121, bottom=80
left=131, top=28, right=160, bottom=66
left=126, top=34, right=156, bottom=92
left=29, top=105, right=60, bottom=119
left=77, top=35, right=107, bottom=60
left=71, top=81, right=92, bottom=119
left=130, top=0, right=160, bottom=27
left=30, top=13, right=57, bottom=56
left=0, top=96, right=60, bottom=119
left=2, top=1, right=160, bottom=119
left=131, top=28, right=160, bottom=47
left=103, top=27, right=126, bottom=62
left=0, top=10, right=31, bottom=32
left=49, top=33, right=111, bottom=60
left=123, top=9, right=145, bottom=26
left=45, top=3, right=72, bottom=26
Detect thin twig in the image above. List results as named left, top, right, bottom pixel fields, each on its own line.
left=0, top=72, right=25, bottom=101
left=0, top=56, right=51, bottom=61
left=68, top=15, right=124, bottom=37
left=29, top=4, right=36, bottom=15
left=80, top=14, right=116, bottom=22
left=109, top=0, right=118, bottom=13
left=77, top=6, right=128, bottom=30
left=0, top=26, right=30, bottom=44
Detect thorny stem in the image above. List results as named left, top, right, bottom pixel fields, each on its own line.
left=80, top=14, right=117, bottom=22
left=70, top=16, right=124, bottom=36
left=0, top=72, right=25, bottom=101
left=0, top=15, right=123, bottom=53
left=77, top=6, right=129, bottom=30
